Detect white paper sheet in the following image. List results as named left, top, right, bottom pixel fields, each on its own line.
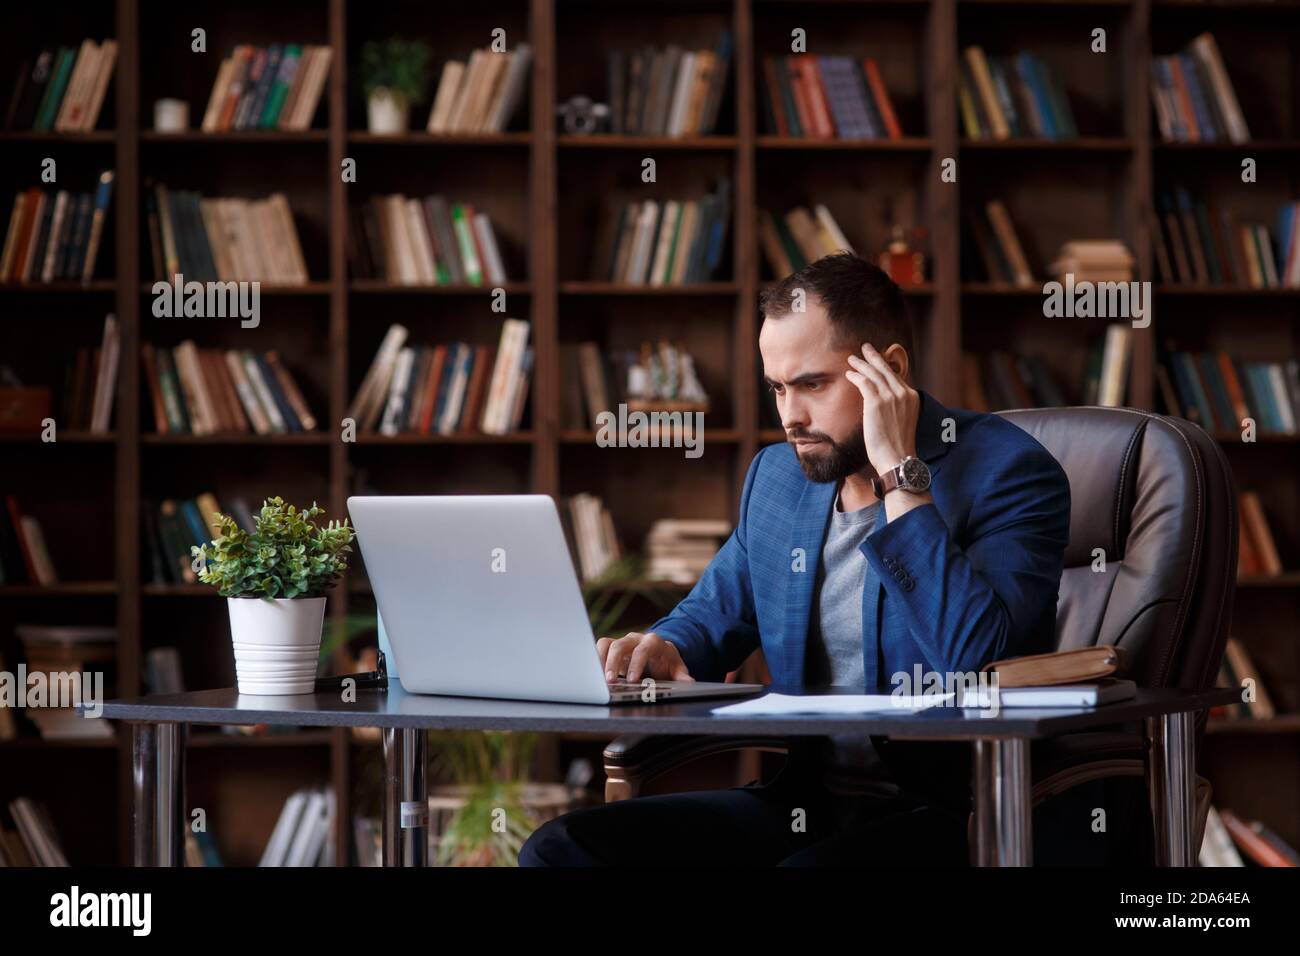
left=711, top=692, right=955, bottom=716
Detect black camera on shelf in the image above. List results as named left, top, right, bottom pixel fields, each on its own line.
left=556, top=95, right=611, bottom=135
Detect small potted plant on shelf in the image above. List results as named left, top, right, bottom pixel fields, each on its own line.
left=359, top=37, right=432, bottom=134
left=192, top=497, right=355, bottom=695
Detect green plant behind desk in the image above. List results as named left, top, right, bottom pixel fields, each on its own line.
left=359, top=37, right=432, bottom=133
left=192, top=497, right=354, bottom=599
left=193, top=497, right=355, bottom=695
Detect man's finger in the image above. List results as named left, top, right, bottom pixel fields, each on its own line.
left=604, top=636, right=637, bottom=680
left=625, top=639, right=656, bottom=683
left=595, top=637, right=614, bottom=666
left=848, top=353, right=891, bottom=395
left=859, top=343, right=907, bottom=394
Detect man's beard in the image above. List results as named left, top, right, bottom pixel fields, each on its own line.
left=789, top=428, right=870, bottom=483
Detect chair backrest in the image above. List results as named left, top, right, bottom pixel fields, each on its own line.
left=996, top=406, right=1238, bottom=695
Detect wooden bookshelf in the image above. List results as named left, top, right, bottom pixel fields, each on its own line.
left=2, top=0, right=1298, bottom=865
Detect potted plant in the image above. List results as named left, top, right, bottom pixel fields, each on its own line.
left=359, top=37, right=432, bottom=134
left=192, top=497, right=355, bottom=695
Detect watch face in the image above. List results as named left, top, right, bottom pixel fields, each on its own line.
left=901, top=457, right=931, bottom=491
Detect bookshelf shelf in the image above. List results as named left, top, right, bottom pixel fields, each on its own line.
left=559, top=134, right=738, bottom=150
left=1207, top=715, right=1300, bottom=735
left=0, top=432, right=115, bottom=443
left=140, top=584, right=218, bottom=597
left=139, top=432, right=330, bottom=445
left=1154, top=285, right=1300, bottom=297
left=140, top=131, right=331, bottom=143
left=960, top=283, right=1044, bottom=295
left=1236, top=573, right=1300, bottom=589
left=756, top=136, right=933, bottom=151
left=0, top=582, right=118, bottom=597
left=558, top=429, right=742, bottom=444
left=1151, top=140, right=1300, bottom=152
left=0, top=131, right=116, bottom=143
left=137, top=281, right=333, bottom=295
left=187, top=730, right=336, bottom=748
left=0, top=737, right=118, bottom=750
left=1209, top=432, right=1299, bottom=443
left=559, top=281, right=740, bottom=295
left=0, top=281, right=116, bottom=293
left=349, top=432, right=536, bottom=445
left=348, top=132, right=533, bottom=147
left=349, top=281, right=532, bottom=295
left=959, top=137, right=1134, bottom=151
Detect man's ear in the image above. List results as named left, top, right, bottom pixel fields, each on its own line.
left=882, top=343, right=910, bottom=382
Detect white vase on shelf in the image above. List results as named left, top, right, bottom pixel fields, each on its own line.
left=367, top=88, right=409, bottom=134
left=228, top=596, right=326, bottom=695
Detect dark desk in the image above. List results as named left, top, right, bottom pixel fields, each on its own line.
left=96, top=685, right=1239, bottom=867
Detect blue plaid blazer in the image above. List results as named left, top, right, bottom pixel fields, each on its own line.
left=650, top=388, right=1071, bottom=690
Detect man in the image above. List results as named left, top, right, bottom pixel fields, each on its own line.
left=520, top=251, right=1076, bottom=866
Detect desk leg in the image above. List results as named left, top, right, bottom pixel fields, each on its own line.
left=1146, top=711, right=1196, bottom=866
left=382, top=728, right=428, bottom=867
left=132, top=722, right=186, bottom=867
left=971, top=738, right=1032, bottom=866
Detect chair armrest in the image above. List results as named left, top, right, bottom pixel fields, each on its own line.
left=603, top=734, right=790, bottom=802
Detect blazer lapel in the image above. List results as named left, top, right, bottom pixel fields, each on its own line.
left=782, top=478, right=836, bottom=688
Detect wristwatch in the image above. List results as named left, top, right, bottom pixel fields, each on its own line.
left=871, top=455, right=932, bottom=498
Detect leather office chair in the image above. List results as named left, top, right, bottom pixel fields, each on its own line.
left=602, top=406, right=1239, bottom=865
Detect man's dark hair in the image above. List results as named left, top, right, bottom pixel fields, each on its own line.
left=758, top=251, right=914, bottom=362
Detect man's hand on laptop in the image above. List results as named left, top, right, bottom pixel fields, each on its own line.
left=597, top=632, right=695, bottom=684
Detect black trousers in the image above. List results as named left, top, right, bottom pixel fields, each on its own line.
left=518, top=745, right=971, bottom=867
left=518, top=738, right=1149, bottom=866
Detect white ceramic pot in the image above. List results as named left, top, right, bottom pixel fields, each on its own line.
left=228, top=596, right=327, bottom=695
left=367, top=89, right=409, bottom=134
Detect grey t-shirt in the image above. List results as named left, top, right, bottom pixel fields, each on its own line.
left=803, top=489, right=894, bottom=787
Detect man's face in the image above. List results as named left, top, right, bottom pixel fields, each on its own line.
left=759, top=298, right=871, bottom=484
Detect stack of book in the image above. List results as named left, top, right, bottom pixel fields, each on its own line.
left=1151, top=190, right=1299, bottom=288
left=1157, top=349, right=1299, bottom=434
left=959, top=47, right=1077, bottom=140
left=0, top=497, right=59, bottom=586
left=0, top=171, right=115, bottom=284
left=644, top=519, right=730, bottom=585
left=348, top=320, right=532, bottom=436
left=961, top=351, right=1068, bottom=412
left=606, top=31, right=733, bottom=136
left=1047, top=241, right=1135, bottom=282
left=1212, top=637, right=1276, bottom=723
left=347, top=195, right=507, bottom=286
left=3, top=40, right=118, bottom=132
left=759, top=53, right=901, bottom=140
left=143, top=491, right=253, bottom=585
left=1238, top=491, right=1285, bottom=578
left=16, top=624, right=117, bottom=740
left=145, top=184, right=309, bottom=284
left=758, top=204, right=853, bottom=276
left=1201, top=807, right=1298, bottom=867
left=259, top=786, right=335, bottom=867
left=560, top=493, right=623, bottom=585
left=962, top=329, right=1131, bottom=411
left=427, top=44, right=532, bottom=133
left=562, top=341, right=710, bottom=430
left=592, top=178, right=731, bottom=285
left=965, top=199, right=1035, bottom=286
left=200, top=44, right=332, bottom=132
left=1150, top=33, right=1249, bottom=144
left=61, top=314, right=120, bottom=434
left=141, top=343, right=316, bottom=436
left=0, top=799, right=69, bottom=866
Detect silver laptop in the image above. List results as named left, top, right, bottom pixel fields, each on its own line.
left=347, top=495, right=765, bottom=705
